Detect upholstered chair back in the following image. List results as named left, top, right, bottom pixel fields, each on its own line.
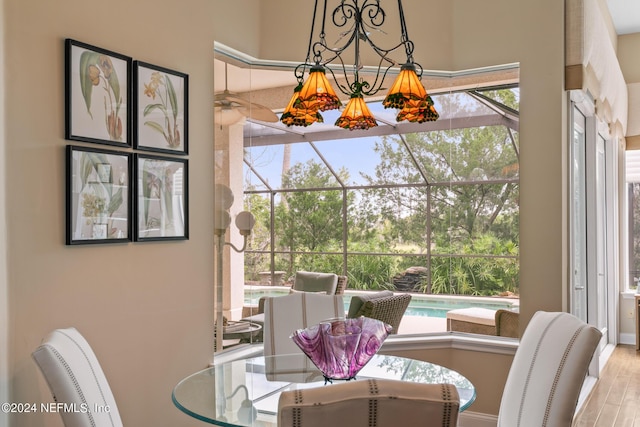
left=497, top=311, right=602, bottom=427
left=32, top=327, right=123, bottom=427
left=263, top=292, right=344, bottom=357
left=278, top=378, right=459, bottom=427
left=292, top=271, right=339, bottom=294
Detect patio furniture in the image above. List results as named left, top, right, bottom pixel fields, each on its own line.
left=258, top=270, right=286, bottom=285
left=291, top=271, right=339, bottom=294
left=335, top=275, right=348, bottom=295
left=278, top=379, right=460, bottom=427
left=221, top=321, right=262, bottom=347
left=32, top=327, right=124, bottom=427
left=446, top=307, right=498, bottom=335
left=446, top=307, right=520, bottom=337
left=497, top=311, right=601, bottom=427
left=241, top=274, right=348, bottom=343
left=495, top=309, right=520, bottom=338
left=263, top=292, right=345, bottom=357
left=347, top=291, right=412, bottom=334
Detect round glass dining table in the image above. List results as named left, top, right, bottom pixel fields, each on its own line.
left=172, top=353, right=475, bottom=426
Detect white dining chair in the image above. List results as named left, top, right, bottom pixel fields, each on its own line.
left=263, top=291, right=344, bottom=357
left=497, top=311, right=602, bottom=427
left=278, top=378, right=459, bottom=427
left=32, top=327, right=124, bottom=427
left=262, top=292, right=344, bottom=380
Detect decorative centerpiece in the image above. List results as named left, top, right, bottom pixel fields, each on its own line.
left=291, top=317, right=392, bottom=382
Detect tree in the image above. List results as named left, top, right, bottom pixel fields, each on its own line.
left=274, top=160, right=351, bottom=274
left=358, top=105, right=520, bottom=294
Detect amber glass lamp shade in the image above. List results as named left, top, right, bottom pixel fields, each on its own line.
left=383, top=63, right=427, bottom=108
left=280, top=84, right=324, bottom=127
left=396, top=97, right=439, bottom=123
left=335, top=94, right=378, bottom=130
left=298, top=66, right=342, bottom=112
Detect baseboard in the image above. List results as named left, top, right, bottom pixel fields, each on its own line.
left=458, top=411, right=497, bottom=427
left=619, top=332, right=635, bottom=346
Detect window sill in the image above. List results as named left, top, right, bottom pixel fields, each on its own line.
left=381, top=332, right=518, bottom=355
left=621, top=291, right=639, bottom=300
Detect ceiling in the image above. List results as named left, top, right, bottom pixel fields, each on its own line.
left=214, top=1, right=640, bottom=97
left=607, top=0, right=640, bottom=35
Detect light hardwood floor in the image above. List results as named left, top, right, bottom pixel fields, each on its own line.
left=574, top=345, right=640, bottom=426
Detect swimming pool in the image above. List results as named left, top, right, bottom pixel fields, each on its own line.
left=243, top=286, right=518, bottom=318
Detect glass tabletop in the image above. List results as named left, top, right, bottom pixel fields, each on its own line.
left=172, top=353, right=476, bottom=426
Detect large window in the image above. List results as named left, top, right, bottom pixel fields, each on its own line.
left=242, top=86, right=520, bottom=298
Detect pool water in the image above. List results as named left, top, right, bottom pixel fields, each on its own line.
left=244, top=288, right=517, bottom=318
left=403, top=298, right=514, bottom=318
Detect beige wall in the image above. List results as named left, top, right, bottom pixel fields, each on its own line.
left=619, top=33, right=640, bottom=84
left=1, top=0, right=8, bottom=426
left=2, top=0, right=263, bottom=426
left=451, top=0, right=568, bottom=325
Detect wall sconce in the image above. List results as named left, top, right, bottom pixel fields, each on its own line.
left=214, top=183, right=255, bottom=245
left=214, top=184, right=255, bottom=351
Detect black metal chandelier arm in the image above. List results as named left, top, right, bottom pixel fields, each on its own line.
left=293, top=63, right=310, bottom=84
left=324, top=60, right=355, bottom=96
left=358, top=61, right=395, bottom=96
left=332, top=1, right=358, bottom=29
left=331, top=0, right=386, bottom=30
left=396, top=0, right=414, bottom=62
left=364, top=39, right=408, bottom=67
left=360, top=0, right=386, bottom=28
left=306, top=0, right=322, bottom=64
left=311, top=28, right=357, bottom=66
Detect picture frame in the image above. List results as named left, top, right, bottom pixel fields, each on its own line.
left=66, top=145, right=132, bottom=245
left=134, top=153, right=189, bottom=241
left=134, top=61, right=188, bottom=155
left=65, top=39, right=132, bottom=147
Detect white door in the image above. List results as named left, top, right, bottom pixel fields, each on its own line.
left=590, top=134, right=609, bottom=345
left=571, top=106, right=588, bottom=322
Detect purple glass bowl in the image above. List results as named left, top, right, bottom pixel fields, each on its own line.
left=290, top=317, right=392, bottom=381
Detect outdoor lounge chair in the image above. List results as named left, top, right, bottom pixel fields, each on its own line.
left=347, top=291, right=412, bottom=334
left=446, top=307, right=520, bottom=337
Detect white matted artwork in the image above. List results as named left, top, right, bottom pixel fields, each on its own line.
left=134, top=61, right=188, bottom=155
left=66, top=145, right=131, bottom=244
left=65, top=39, right=131, bottom=147
left=134, top=153, right=188, bottom=241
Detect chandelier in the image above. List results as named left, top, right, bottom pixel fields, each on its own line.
left=281, top=0, right=438, bottom=131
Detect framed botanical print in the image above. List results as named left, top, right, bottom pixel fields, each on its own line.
left=134, top=61, right=188, bottom=155
left=66, top=145, right=132, bottom=244
left=134, top=153, right=189, bottom=241
left=65, top=39, right=132, bottom=147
